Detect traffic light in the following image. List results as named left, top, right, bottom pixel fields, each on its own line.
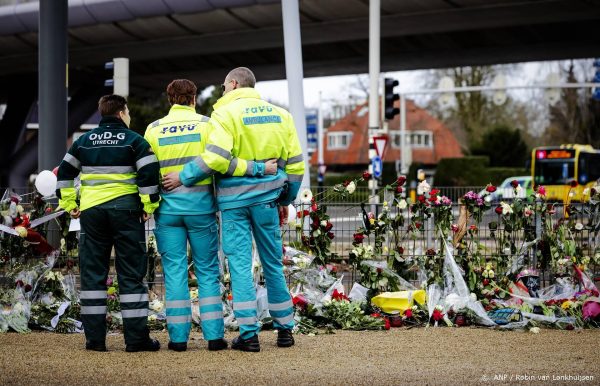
left=104, top=57, right=129, bottom=97
left=384, top=77, right=400, bottom=120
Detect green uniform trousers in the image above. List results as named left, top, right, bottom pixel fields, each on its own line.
left=79, top=194, right=150, bottom=346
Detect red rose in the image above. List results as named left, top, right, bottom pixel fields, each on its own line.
left=417, top=195, right=426, bottom=203
left=510, top=180, right=519, bottom=188
left=376, top=267, right=383, bottom=274
left=311, top=203, right=318, bottom=212
left=353, top=233, right=365, bottom=243
left=362, top=172, right=371, bottom=180
left=15, top=279, right=24, bottom=287
left=495, top=206, right=503, bottom=215
left=396, top=176, right=407, bottom=186
left=486, top=185, right=497, bottom=193
left=415, top=222, right=422, bottom=229
left=570, top=180, right=578, bottom=188
left=404, top=309, right=413, bottom=318
left=395, top=186, right=403, bottom=194
left=469, top=225, right=478, bottom=231
left=430, top=189, right=440, bottom=196
left=311, top=222, right=319, bottom=230
left=432, top=309, right=444, bottom=321
left=483, top=278, right=489, bottom=286
left=428, top=195, right=438, bottom=203
left=332, top=289, right=349, bottom=301
left=384, top=318, right=391, bottom=330
left=293, top=294, right=308, bottom=309
left=371, top=312, right=381, bottom=318
left=325, top=222, right=333, bottom=231
left=426, top=248, right=436, bottom=256
left=24, top=284, right=32, bottom=292
left=566, top=324, right=574, bottom=331
left=397, top=246, right=404, bottom=254
left=327, top=232, right=335, bottom=239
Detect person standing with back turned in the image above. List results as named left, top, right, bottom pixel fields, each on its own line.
left=56, top=95, right=161, bottom=352
left=145, top=79, right=276, bottom=351
left=163, top=67, right=305, bottom=352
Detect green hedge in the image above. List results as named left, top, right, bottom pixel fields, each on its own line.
left=434, top=157, right=527, bottom=186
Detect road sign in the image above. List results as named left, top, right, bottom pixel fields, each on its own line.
left=372, top=155, right=382, bottom=178
left=305, top=109, right=318, bottom=154
left=373, top=135, right=388, bottom=158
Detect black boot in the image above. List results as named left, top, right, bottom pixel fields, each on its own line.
left=208, top=338, right=228, bottom=351
left=168, top=341, right=187, bottom=352
left=231, top=334, right=260, bottom=352
left=126, top=338, right=161, bottom=352
left=85, top=340, right=107, bottom=352
left=277, top=329, right=295, bottom=347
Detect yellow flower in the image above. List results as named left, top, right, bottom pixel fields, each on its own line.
left=369, top=218, right=375, bottom=225
left=561, top=300, right=573, bottom=310
left=107, top=287, right=116, bottom=296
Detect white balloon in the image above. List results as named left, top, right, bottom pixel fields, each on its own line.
left=35, top=170, right=57, bottom=197
left=287, top=204, right=297, bottom=223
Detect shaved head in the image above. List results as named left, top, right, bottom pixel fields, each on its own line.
left=226, top=67, right=256, bottom=88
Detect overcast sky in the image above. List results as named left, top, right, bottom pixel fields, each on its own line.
left=253, top=59, right=596, bottom=111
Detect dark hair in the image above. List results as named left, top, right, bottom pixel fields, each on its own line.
left=98, top=94, right=127, bottom=117
left=167, top=79, right=197, bottom=106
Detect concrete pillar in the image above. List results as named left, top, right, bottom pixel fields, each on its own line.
left=38, top=0, right=68, bottom=172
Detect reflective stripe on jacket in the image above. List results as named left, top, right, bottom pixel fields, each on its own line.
left=144, top=104, right=217, bottom=215
left=56, top=116, right=160, bottom=213
left=180, top=88, right=305, bottom=210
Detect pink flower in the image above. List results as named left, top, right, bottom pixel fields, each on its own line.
left=451, top=224, right=459, bottom=233
left=537, top=185, right=546, bottom=196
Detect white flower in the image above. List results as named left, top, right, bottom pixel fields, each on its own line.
left=575, top=222, right=584, bottom=231
left=583, top=188, right=590, bottom=196
left=489, top=270, right=495, bottom=279
left=500, top=201, right=513, bottom=215
left=345, top=181, right=356, bottom=194
left=148, top=314, right=157, bottom=322
left=516, top=185, right=523, bottom=193
left=530, top=327, right=540, bottom=334
left=300, top=189, right=313, bottom=204
left=149, top=300, right=164, bottom=312
left=417, top=180, right=431, bottom=195
left=320, top=220, right=327, bottom=227
left=470, top=293, right=477, bottom=302
left=569, top=191, right=575, bottom=198
left=189, top=289, right=198, bottom=300
left=397, top=199, right=407, bottom=210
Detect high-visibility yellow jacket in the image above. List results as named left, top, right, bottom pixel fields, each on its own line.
left=145, top=104, right=268, bottom=215
left=180, top=88, right=305, bottom=210
left=56, top=116, right=161, bottom=213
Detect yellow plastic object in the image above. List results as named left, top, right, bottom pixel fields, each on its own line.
left=371, top=290, right=427, bottom=313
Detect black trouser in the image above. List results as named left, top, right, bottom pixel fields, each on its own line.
left=79, top=194, right=150, bottom=346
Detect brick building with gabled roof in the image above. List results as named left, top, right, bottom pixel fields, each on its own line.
left=310, top=99, right=463, bottom=171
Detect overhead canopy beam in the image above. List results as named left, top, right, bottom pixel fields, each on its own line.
left=0, top=0, right=598, bottom=75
